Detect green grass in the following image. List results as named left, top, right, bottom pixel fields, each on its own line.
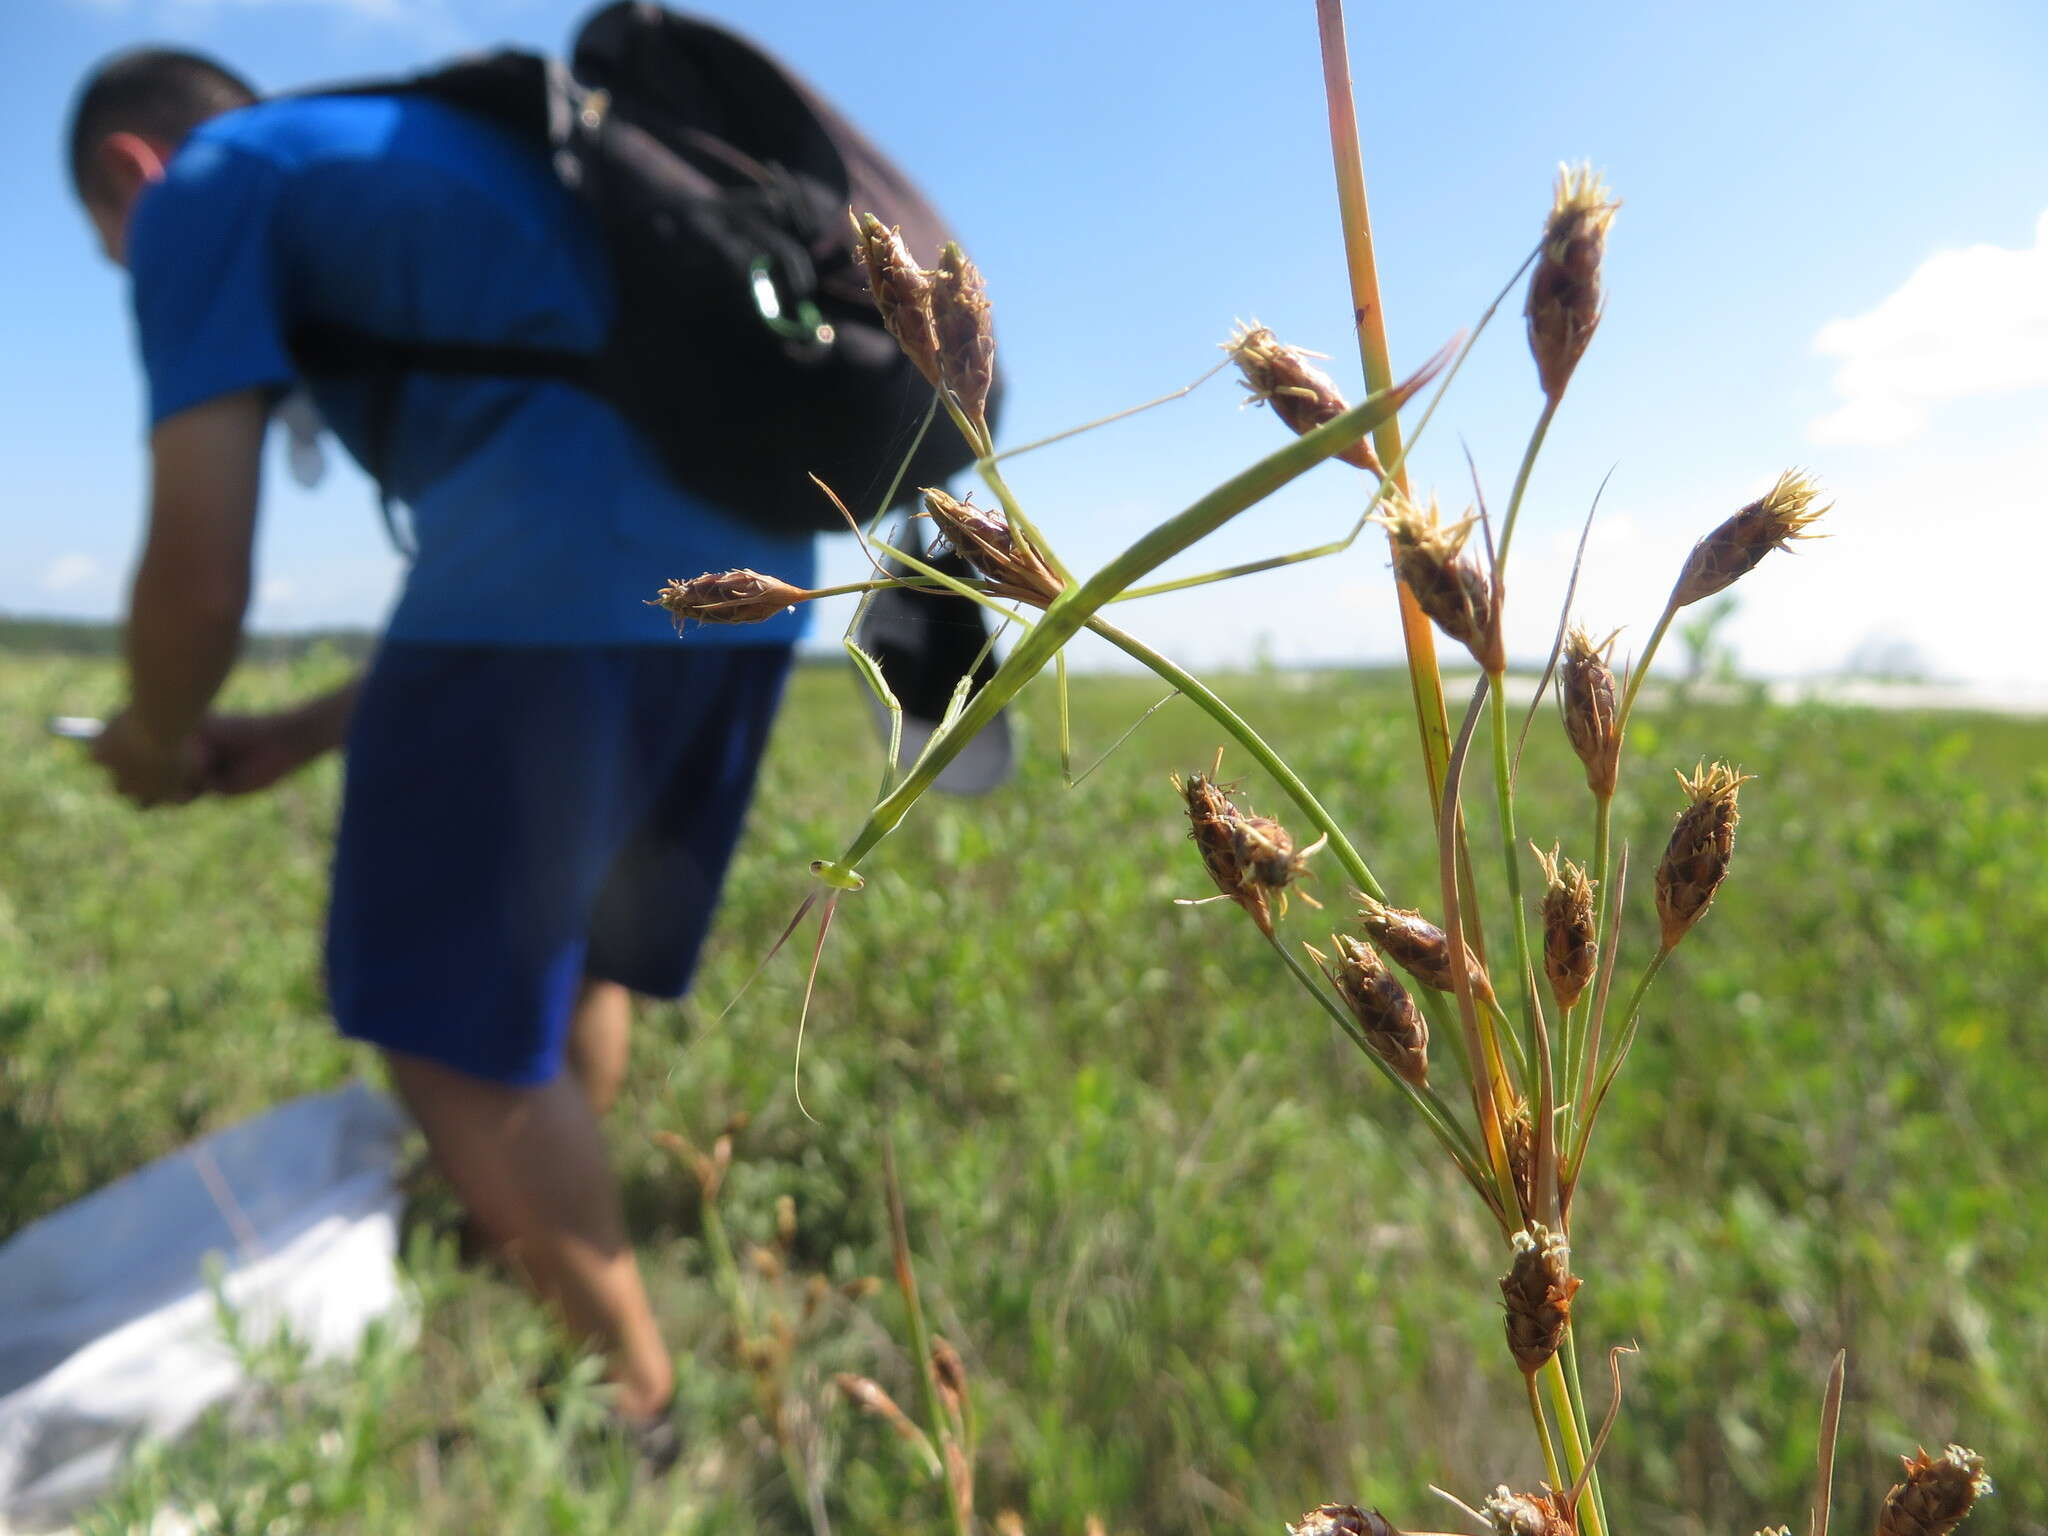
left=3, top=649, right=2043, bottom=1535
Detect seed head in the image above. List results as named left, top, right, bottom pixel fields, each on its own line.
left=851, top=211, right=942, bottom=391
left=1175, top=769, right=1321, bottom=939
left=920, top=487, right=1062, bottom=606
left=834, top=1373, right=931, bottom=1455
left=651, top=569, right=813, bottom=630
left=1484, top=1485, right=1576, bottom=1536
left=1355, top=894, right=1493, bottom=1000
left=1289, top=1507, right=1400, bottom=1536
left=1533, top=844, right=1598, bottom=1012
left=1371, top=492, right=1502, bottom=674
left=1525, top=163, right=1618, bottom=403
left=930, top=1336, right=968, bottom=1415
left=932, top=242, right=996, bottom=434
left=1224, top=323, right=1383, bottom=474
left=1503, top=1094, right=1536, bottom=1216
left=1877, top=1445, right=1992, bottom=1536
left=1654, top=761, right=1752, bottom=951
left=1557, top=625, right=1621, bottom=798
left=1671, top=470, right=1831, bottom=609
left=1313, top=935, right=1430, bottom=1087
left=1500, top=1225, right=1580, bottom=1376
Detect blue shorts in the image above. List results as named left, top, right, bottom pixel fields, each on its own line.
left=327, top=642, right=793, bottom=1085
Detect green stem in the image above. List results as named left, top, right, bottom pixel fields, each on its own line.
left=1269, top=935, right=1498, bottom=1212
left=817, top=355, right=1445, bottom=885
left=882, top=1138, right=971, bottom=1536
left=1542, top=1353, right=1607, bottom=1536
left=978, top=454, right=1073, bottom=588
left=1615, top=595, right=1680, bottom=743
left=1487, top=678, right=1542, bottom=1079
left=1563, top=1333, right=1613, bottom=1536
left=1526, top=1372, right=1566, bottom=1496
left=1090, top=620, right=1386, bottom=903
left=1570, top=946, right=1670, bottom=1175
left=1493, top=396, right=1559, bottom=575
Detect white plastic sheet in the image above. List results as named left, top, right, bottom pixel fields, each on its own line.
left=0, top=1083, right=408, bottom=1531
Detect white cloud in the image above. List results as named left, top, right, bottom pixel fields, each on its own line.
left=40, top=555, right=103, bottom=594
left=257, top=576, right=298, bottom=607
left=1809, top=211, right=2048, bottom=445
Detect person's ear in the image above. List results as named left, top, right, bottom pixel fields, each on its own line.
left=95, top=131, right=170, bottom=207
left=84, top=132, right=170, bottom=266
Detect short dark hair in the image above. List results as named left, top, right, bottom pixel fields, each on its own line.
left=67, top=48, right=258, bottom=203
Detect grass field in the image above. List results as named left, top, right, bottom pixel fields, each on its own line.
left=2, top=647, right=2043, bottom=1535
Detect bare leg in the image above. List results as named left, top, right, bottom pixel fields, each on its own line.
left=566, top=977, right=633, bottom=1118
left=384, top=1048, right=674, bottom=1421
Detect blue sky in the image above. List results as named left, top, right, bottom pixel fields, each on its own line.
left=7, top=0, right=2047, bottom=687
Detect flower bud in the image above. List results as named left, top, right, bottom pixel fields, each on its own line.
left=852, top=211, right=942, bottom=390
left=1671, top=470, right=1830, bottom=609
left=1289, top=1508, right=1400, bottom=1536
left=1878, top=1445, right=1992, bottom=1536
left=1532, top=844, right=1597, bottom=1012
left=921, top=487, right=1062, bottom=606
left=1654, top=761, right=1751, bottom=951
left=1525, top=163, right=1618, bottom=402
left=1224, top=323, right=1383, bottom=474
left=1371, top=492, right=1501, bottom=674
left=1500, top=1225, right=1579, bottom=1375
left=932, top=242, right=996, bottom=433
left=1175, top=769, right=1320, bottom=939
left=1355, top=894, right=1493, bottom=1000
left=650, top=569, right=812, bottom=629
left=1484, top=1487, right=1574, bottom=1536
left=1558, top=625, right=1621, bottom=798
left=1313, top=935, right=1430, bottom=1087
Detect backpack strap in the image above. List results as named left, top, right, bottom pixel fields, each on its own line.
left=287, top=322, right=609, bottom=554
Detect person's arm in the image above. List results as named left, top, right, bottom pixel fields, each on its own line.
left=91, top=390, right=268, bottom=806
left=199, top=672, right=365, bottom=796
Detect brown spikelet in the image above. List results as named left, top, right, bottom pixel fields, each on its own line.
left=1355, top=894, right=1493, bottom=1000
left=1175, top=768, right=1323, bottom=938
left=775, top=1193, right=798, bottom=1248
left=1558, top=625, right=1621, bottom=798
left=921, top=488, right=1063, bottom=607
left=1500, top=1225, right=1580, bottom=1375
left=1484, top=1485, right=1576, bottom=1536
left=851, top=211, right=942, bottom=389
left=1289, top=1507, right=1401, bottom=1536
left=834, top=1373, right=929, bottom=1453
left=1533, top=844, right=1598, bottom=1012
left=930, top=1336, right=968, bottom=1416
left=1877, top=1446, right=1992, bottom=1536
left=932, top=242, right=995, bottom=433
left=1371, top=491, right=1503, bottom=674
left=1312, top=935, right=1430, bottom=1086
left=1671, top=470, right=1830, bottom=608
left=1503, top=1095, right=1536, bottom=1215
left=650, top=570, right=813, bottom=630
left=1525, top=163, right=1618, bottom=403
left=1224, top=323, right=1383, bottom=474
left=1654, top=761, right=1752, bottom=951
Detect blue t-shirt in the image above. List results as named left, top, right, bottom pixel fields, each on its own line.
left=127, top=94, right=815, bottom=646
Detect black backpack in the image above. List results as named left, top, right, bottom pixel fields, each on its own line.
left=288, top=1, right=999, bottom=536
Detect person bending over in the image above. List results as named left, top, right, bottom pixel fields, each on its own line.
left=67, top=46, right=816, bottom=1441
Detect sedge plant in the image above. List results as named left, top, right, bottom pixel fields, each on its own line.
left=648, top=8, right=1992, bottom=1532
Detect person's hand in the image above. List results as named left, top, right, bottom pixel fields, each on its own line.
left=90, top=709, right=206, bottom=808
left=196, top=710, right=317, bottom=796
